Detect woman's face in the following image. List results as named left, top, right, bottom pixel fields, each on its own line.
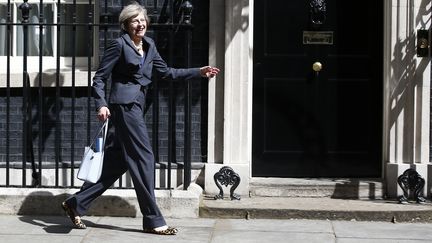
left=127, top=12, right=147, bottom=40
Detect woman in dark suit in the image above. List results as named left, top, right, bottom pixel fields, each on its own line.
left=61, top=2, right=219, bottom=235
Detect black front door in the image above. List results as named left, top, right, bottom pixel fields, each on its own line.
left=252, top=0, right=383, bottom=177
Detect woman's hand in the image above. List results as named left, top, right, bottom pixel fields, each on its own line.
left=200, top=66, right=220, bottom=78
left=97, top=106, right=111, bottom=121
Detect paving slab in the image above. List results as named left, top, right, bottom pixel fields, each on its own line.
left=213, top=218, right=333, bottom=233
left=211, top=219, right=336, bottom=243
left=337, top=240, right=426, bottom=243
left=211, top=230, right=336, bottom=243
left=78, top=216, right=215, bottom=243
left=332, top=221, right=432, bottom=241
left=0, top=235, right=83, bottom=243
left=0, top=215, right=91, bottom=236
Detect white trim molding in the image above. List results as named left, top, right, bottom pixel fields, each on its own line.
left=383, top=0, right=431, bottom=198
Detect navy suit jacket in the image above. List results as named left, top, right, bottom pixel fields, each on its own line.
left=93, top=33, right=201, bottom=110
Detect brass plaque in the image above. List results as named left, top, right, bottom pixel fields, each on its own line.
left=303, top=31, right=334, bottom=45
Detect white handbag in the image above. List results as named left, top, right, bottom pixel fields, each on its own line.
left=77, top=119, right=109, bottom=183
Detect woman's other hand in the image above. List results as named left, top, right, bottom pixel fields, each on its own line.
left=200, top=66, right=220, bottom=78
left=97, top=106, right=111, bottom=121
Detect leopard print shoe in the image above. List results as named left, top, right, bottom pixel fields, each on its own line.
left=143, top=226, right=178, bottom=235
left=61, top=201, right=86, bottom=229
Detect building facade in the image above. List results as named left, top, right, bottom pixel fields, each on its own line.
left=0, top=0, right=431, bottom=200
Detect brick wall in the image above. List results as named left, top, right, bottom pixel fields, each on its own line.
left=0, top=88, right=99, bottom=163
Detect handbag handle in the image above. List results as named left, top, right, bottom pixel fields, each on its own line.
left=88, top=119, right=109, bottom=149
left=101, top=119, right=109, bottom=151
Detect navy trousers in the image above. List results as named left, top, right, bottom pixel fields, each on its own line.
left=66, top=89, right=166, bottom=228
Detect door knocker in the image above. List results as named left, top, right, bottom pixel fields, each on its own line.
left=310, top=0, right=327, bottom=27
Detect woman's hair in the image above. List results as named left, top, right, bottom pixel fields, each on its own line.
left=119, top=2, right=150, bottom=31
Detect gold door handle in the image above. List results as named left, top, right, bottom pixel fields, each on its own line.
left=312, top=62, right=322, bottom=72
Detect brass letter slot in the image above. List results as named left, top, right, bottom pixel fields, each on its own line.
left=303, top=31, right=333, bottom=45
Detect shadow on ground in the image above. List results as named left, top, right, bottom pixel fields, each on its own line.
left=17, top=190, right=140, bottom=233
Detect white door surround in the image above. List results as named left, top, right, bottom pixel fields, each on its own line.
left=205, top=0, right=432, bottom=199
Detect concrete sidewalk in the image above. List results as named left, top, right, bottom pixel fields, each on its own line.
left=1, top=214, right=432, bottom=243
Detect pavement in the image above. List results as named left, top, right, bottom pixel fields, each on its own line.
left=2, top=182, right=432, bottom=242
left=1, top=214, right=432, bottom=243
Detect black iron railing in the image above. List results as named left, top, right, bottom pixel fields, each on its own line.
left=0, top=0, right=195, bottom=190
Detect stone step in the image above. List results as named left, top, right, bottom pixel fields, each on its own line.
left=199, top=196, right=432, bottom=222
left=249, top=178, right=384, bottom=199
left=0, top=184, right=203, bottom=218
